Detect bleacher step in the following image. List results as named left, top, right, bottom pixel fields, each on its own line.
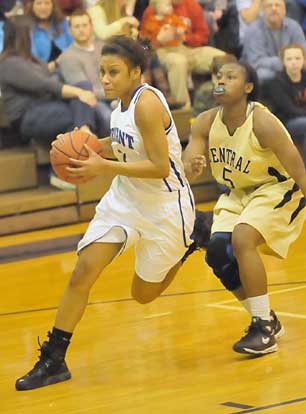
left=0, top=148, right=37, bottom=192
left=0, top=186, right=78, bottom=235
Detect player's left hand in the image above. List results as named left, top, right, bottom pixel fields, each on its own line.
left=66, top=144, right=107, bottom=178
left=186, top=155, right=206, bottom=177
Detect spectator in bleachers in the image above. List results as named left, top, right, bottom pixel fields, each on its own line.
left=142, top=0, right=211, bottom=47
left=241, top=0, right=306, bottom=82
left=25, top=0, right=73, bottom=62
left=87, top=0, right=139, bottom=40
left=56, top=8, right=111, bottom=136
left=142, top=0, right=188, bottom=48
left=262, top=43, right=306, bottom=162
left=0, top=16, right=99, bottom=157
left=236, top=0, right=303, bottom=45
left=141, top=0, right=225, bottom=106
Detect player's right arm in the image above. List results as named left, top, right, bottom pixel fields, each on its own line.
left=183, top=108, right=217, bottom=181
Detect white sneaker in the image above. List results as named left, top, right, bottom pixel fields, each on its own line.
left=49, top=173, right=76, bottom=191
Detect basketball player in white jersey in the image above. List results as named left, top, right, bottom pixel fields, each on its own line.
left=184, top=61, right=306, bottom=355
left=15, top=36, right=195, bottom=390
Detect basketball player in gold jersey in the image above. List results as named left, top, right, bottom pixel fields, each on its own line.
left=184, top=61, right=306, bottom=355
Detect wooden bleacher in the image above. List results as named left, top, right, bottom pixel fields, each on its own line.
left=0, top=108, right=218, bottom=235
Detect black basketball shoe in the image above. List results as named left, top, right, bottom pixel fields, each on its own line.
left=15, top=340, right=71, bottom=391
left=270, top=309, right=285, bottom=339
left=233, top=317, right=277, bottom=355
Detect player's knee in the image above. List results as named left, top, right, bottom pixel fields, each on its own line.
left=131, top=289, right=157, bottom=304
left=131, top=280, right=160, bottom=304
left=205, top=233, right=241, bottom=291
left=205, top=233, right=232, bottom=269
left=68, top=257, right=95, bottom=291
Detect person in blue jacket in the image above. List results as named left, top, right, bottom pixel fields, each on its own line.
left=25, top=0, right=72, bottom=62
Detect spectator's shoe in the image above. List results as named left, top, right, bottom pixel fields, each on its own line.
left=233, top=317, right=277, bottom=355
left=49, top=172, right=76, bottom=191
left=15, top=341, right=71, bottom=391
left=181, top=210, right=213, bottom=262
left=270, top=310, right=285, bottom=339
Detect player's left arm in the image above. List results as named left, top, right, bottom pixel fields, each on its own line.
left=254, top=108, right=306, bottom=197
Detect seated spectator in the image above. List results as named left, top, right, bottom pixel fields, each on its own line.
left=87, top=0, right=139, bottom=40
left=57, top=8, right=112, bottom=136
left=25, top=0, right=73, bottom=62
left=141, top=0, right=225, bottom=106
left=192, top=53, right=237, bottom=116
left=0, top=15, right=100, bottom=188
left=241, top=0, right=306, bottom=82
left=237, top=0, right=303, bottom=45
left=142, top=0, right=188, bottom=48
left=262, top=43, right=306, bottom=163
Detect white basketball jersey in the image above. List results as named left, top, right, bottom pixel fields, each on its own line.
left=110, top=83, right=188, bottom=195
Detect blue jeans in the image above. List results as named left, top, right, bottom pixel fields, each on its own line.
left=20, top=99, right=96, bottom=142
left=20, top=81, right=101, bottom=142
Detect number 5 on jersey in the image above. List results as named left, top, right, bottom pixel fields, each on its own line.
left=222, top=167, right=235, bottom=189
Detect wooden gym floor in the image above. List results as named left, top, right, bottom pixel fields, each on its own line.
left=1, top=202, right=306, bottom=414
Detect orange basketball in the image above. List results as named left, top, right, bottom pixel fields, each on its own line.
left=50, top=130, right=103, bottom=184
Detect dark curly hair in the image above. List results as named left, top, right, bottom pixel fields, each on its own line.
left=101, top=35, right=149, bottom=73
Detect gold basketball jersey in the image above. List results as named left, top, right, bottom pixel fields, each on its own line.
left=208, top=102, right=291, bottom=190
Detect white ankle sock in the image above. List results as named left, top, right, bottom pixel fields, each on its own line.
left=240, top=299, right=251, bottom=314
left=248, top=294, right=270, bottom=320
